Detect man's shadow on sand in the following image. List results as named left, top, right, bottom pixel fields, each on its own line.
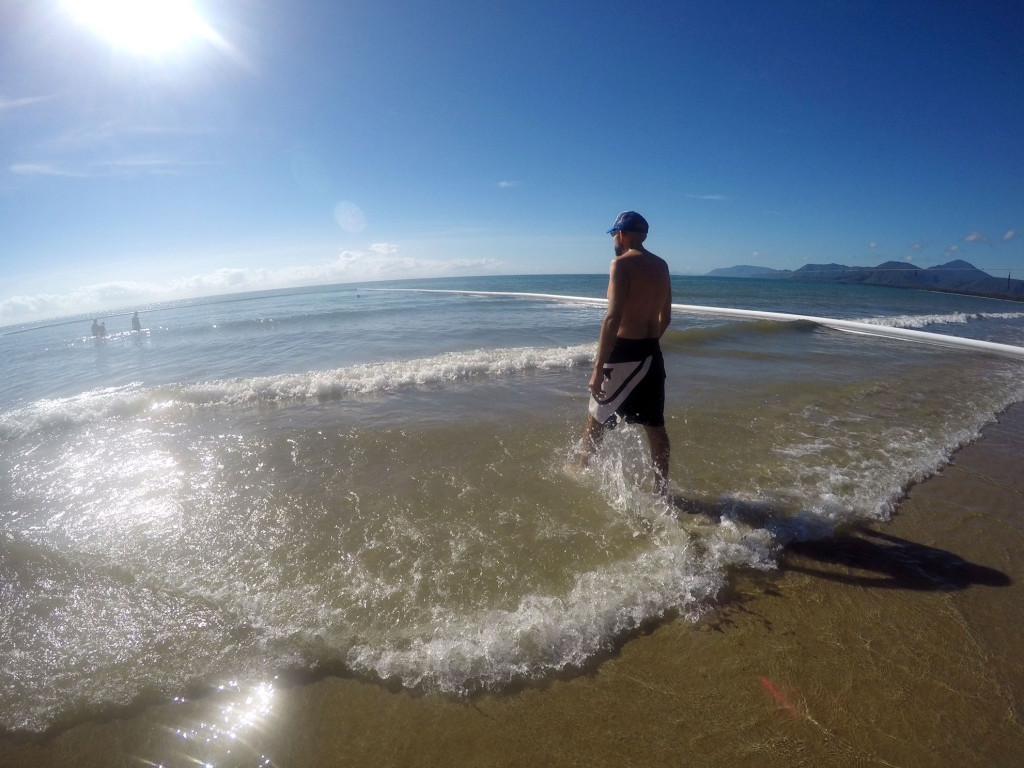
left=669, top=494, right=1011, bottom=592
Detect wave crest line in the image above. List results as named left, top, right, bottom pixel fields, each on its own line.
left=371, top=288, right=1024, bottom=361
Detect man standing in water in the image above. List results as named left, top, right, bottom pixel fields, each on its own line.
left=580, top=211, right=672, bottom=494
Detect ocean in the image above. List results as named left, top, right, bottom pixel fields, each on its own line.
left=2, top=274, right=1023, bottom=766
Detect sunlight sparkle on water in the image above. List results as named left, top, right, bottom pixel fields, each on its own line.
left=168, top=681, right=277, bottom=768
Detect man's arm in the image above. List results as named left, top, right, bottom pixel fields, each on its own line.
left=589, top=260, right=627, bottom=398
left=658, top=266, right=672, bottom=336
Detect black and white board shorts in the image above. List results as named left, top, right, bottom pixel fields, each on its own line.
left=588, top=337, right=666, bottom=428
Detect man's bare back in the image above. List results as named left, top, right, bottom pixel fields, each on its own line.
left=607, top=248, right=672, bottom=340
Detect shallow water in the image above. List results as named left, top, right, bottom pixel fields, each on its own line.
left=3, top=409, right=1021, bottom=767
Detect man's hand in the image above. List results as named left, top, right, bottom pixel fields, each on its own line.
left=588, top=367, right=604, bottom=399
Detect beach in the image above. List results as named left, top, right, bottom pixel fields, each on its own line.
left=2, top=408, right=1021, bottom=768
left=2, top=276, right=1023, bottom=767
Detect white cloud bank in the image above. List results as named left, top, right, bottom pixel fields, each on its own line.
left=0, top=245, right=505, bottom=325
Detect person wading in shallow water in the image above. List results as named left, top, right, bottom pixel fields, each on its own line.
left=579, top=211, right=672, bottom=494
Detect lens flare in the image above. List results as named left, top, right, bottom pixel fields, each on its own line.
left=334, top=201, right=367, bottom=233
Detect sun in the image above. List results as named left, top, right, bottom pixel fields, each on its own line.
left=65, top=0, right=211, bottom=55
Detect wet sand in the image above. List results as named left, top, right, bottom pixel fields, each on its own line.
left=3, top=406, right=1022, bottom=768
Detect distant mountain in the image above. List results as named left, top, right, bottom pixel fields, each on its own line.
left=706, top=265, right=792, bottom=279
left=706, top=259, right=1024, bottom=302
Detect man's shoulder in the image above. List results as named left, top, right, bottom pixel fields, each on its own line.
left=644, top=249, right=668, bottom=268
left=620, top=250, right=668, bottom=273
left=612, top=249, right=668, bottom=277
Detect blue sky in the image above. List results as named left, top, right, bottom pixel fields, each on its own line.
left=2, top=0, right=1022, bottom=323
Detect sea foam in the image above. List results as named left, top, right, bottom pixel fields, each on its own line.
left=0, top=344, right=594, bottom=441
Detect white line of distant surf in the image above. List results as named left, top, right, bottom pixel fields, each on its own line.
left=370, top=288, right=1024, bottom=362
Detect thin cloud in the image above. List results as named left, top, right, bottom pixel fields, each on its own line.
left=1004, top=230, right=1018, bottom=243
left=686, top=194, right=728, bottom=201
left=964, top=231, right=989, bottom=244
left=95, top=156, right=219, bottom=175
left=14, top=123, right=226, bottom=175
left=497, top=181, right=519, bottom=189
left=0, top=95, right=53, bottom=111
left=10, top=156, right=214, bottom=178
left=869, top=242, right=879, bottom=249
left=10, top=163, right=84, bottom=177
left=41, top=122, right=220, bottom=152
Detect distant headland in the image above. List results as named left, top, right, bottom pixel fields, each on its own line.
left=705, top=259, right=1024, bottom=302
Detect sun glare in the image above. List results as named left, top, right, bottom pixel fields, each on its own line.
left=65, top=0, right=211, bottom=55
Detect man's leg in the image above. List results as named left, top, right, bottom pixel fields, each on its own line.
left=644, top=424, right=670, bottom=494
left=579, top=412, right=606, bottom=468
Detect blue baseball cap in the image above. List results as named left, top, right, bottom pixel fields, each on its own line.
left=607, top=211, right=649, bottom=234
